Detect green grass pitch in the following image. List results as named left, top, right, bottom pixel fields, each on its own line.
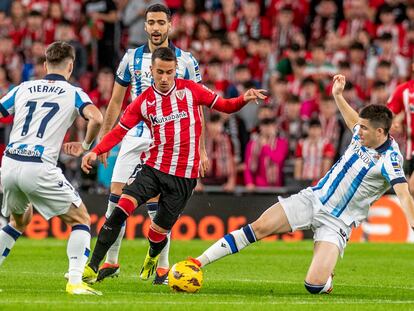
left=0, top=238, right=414, bottom=311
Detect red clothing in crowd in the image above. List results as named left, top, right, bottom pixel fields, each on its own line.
left=387, top=80, right=414, bottom=159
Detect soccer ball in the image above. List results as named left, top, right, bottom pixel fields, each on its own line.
left=168, top=260, right=203, bottom=293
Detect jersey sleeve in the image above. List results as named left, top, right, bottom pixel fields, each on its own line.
left=119, top=95, right=144, bottom=130
left=115, top=51, right=132, bottom=87
left=190, top=81, right=218, bottom=107
left=185, top=53, right=202, bottom=83
left=381, top=151, right=407, bottom=186
left=387, top=83, right=405, bottom=115
left=0, top=85, right=20, bottom=116
left=75, top=88, right=93, bottom=119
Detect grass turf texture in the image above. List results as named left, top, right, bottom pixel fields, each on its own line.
left=0, top=238, right=413, bottom=311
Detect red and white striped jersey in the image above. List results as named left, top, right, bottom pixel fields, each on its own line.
left=119, top=79, right=219, bottom=179
left=295, top=138, right=335, bottom=180
left=387, top=80, right=414, bottom=159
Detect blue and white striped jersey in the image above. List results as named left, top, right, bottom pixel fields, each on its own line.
left=312, top=125, right=406, bottom=227
left=0, top=74, right=92, bottom=166
left=115, top=42, right=202, bottom=138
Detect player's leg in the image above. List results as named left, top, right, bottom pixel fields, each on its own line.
left=58, top=202, right=98, bottom=292
left=147, top=194, right=171, bottom=285
left=194, top=202, right=291, bottom=267
left=100, top=137, right=153, bottom=280
left=140, top=173, right=197, bottom=280
left=89, top=164, right=160, bottom=278
left=0, top=206, right=32, bottom=266
left=192, top=189, right=314, bottom=267
left=87, top=194, right=138, bottom=274
left=304, top=241, right=339, bottom=294
left=0, top=162, right=32, bottom=267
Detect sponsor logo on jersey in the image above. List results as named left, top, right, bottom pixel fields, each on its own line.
left=390, top=152, right=402, bottom=172
left=149, top=111, right=188, bottom=126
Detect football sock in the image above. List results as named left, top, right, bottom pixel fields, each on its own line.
left=148, top=225, right=168, bottom=257
left=0, top=224, right=22, bottom=267
left=67, top=224, right=91, bottom=284
left=304, top=275, right=333, bottom=294
left=89, top=207, right=128, bottom=272
left=105, top=194, right=125, bottom=265
left=196, top=224, right=257, bottom=267
left=147, top=202, right=170, bottom=269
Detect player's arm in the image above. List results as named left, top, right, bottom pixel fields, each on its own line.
left=332, top=74, right=359, bottom=131
left=393, top=182, right=414, bottom=229
left=81, top=96, right=143, bottom=173
left=208, top=89, right=267, bottom=113
left=100, top=82, right=128, bottom=138
left=82, top=104, right=104, bottom=147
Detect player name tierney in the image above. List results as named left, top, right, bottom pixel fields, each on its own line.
left=28, top=85, right=66, bottom=95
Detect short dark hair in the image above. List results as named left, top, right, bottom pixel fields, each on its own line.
left=145, top=3, right=171, bottom=21
left=45, top=41, right=75, bottom=66
left=309, top=118, right=321, bottom=128
left=359, top=105, right=393, bottom=134
left=151, top=47, right=176, bottom=63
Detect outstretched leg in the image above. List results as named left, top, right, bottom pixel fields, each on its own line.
left=195, top=202, right=291, bottom=267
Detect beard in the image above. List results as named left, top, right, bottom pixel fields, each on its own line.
left=149, top=32, right=168, bottom=46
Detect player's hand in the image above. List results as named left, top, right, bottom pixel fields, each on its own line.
left=81, top=152, right=97, bottom=174
left=199, top=149, right=209, bottom=177
left=243, top=89, right=267, bottom=105
left=62, top=142, right=86, bottom=157
left=332, top=75, right=346, bottom=96
left=98, top=152, right=109, bottom=168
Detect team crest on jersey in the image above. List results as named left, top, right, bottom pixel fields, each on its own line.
left=175, top=90, right=186, bottom=100
left=134, top=70, right=141, bottom=76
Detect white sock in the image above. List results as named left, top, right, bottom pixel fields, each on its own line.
left=0, top=224, right=22, bottom=267
left=105, top=194, right=124, bottom=265
left=147, top=203, right=170, bottom=270
left=67, top=224, right=91, bottom=285
left=197, top=224, right=257, bottom=267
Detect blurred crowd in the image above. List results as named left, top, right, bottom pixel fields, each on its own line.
left=0, top=0, right=413, bottom=193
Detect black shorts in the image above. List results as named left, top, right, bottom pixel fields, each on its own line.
left=122, top=164, right=197, bottom=230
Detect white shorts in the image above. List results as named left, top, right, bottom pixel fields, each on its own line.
left=279, top=188, right=351, bottom=257
left=1, top=157, right=82, bottom=220
left=111, top=133, right=153, bottom=183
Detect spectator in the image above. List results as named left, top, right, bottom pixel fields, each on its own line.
left=196, top=114, right=236, bottom=192
left=229, top=0, right=271, bottom=46
left=88, top=67, right=114, bottom=111
left=44, top=1, right=64, bottom=44
left=83, top=0, right=119, bottom=70
left=55, top=20, right=88, bottom=81
left=370, top=80, right=390, bottom=106
left=245, top=117, right=289, bottom=189
left=299, top=77, right=319, bottom=120
left=294, top=118, right=335, bottom=184
left=366, top=32, right=409, bottom=86
left=270, top=5, right=299, bottom=58
left=122, top=0, right=164, bottom=48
